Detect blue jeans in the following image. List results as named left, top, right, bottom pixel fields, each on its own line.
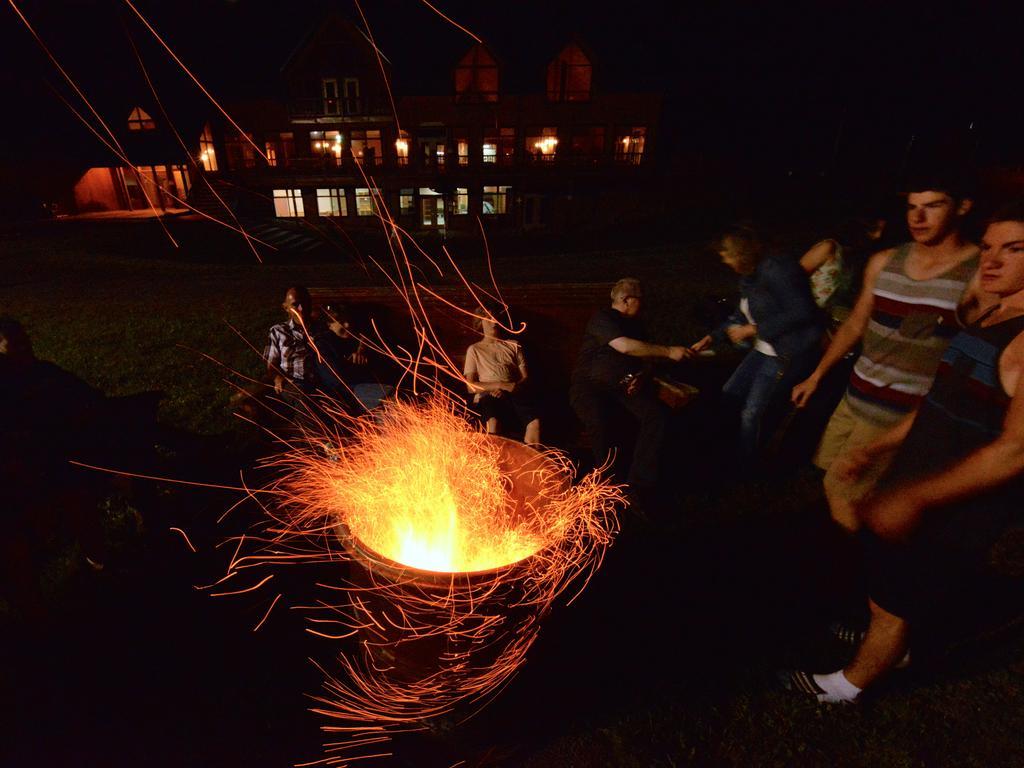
left=722, top=350, right=813, bottom=461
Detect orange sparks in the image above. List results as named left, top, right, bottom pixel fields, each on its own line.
left=121, top=0, right=268, bottom=163
left=416, top=0, right=483, bottom=43
left=227, top=391, right=622, bottom=764
left=169, top=526, right=197, bottom=553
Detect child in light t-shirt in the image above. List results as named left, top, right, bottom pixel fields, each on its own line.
left=463, top=307, right=541, bottom=445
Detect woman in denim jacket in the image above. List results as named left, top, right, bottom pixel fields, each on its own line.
left=693, top=225, right=824, bottom=461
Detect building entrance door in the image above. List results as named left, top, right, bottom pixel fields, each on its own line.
left=420, top=195, right=445, bottom=228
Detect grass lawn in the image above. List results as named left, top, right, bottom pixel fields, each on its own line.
left=1, top=216, right=729, bottom=436
left=3, top=218, right=1024, bottom=767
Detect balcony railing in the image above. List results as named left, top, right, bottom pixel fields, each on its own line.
left=287, top=96, right=389, bottom=119
left=227, top=149, right=645, bottom=174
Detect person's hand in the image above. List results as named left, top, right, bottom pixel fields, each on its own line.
left=668, top=345, right=695, bottom=362
left=856, top=490, right=925, bottom=542
left=273, top=374, right=285, bottom=395
left=726, top=324, right=757, bottom=344
left=791, top=375, right=820, bottom=408
left=691, top=335, right=713, bottom=353
left=834, top=447, right=872, bottom=482
left=348, top=350, right=368, bottom=365
left=625, top=376, right=642, bottom=396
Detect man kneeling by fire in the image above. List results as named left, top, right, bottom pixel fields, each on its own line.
left=781, top=201, right=1024, bottom=703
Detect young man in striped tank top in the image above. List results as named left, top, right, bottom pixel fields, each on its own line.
left=791, top=181, right=981, bottom=531
left=782, top=203, right=1024, bottom=703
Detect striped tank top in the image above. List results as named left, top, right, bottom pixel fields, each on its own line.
left=846, top=243, right=978, bottom=427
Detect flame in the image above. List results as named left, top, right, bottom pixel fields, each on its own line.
left=326, top=399, right=565, bottom=573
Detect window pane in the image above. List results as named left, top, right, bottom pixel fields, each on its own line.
left=455, top=188, right=468, bottom=215
left=273, top=189, right=303, bottom=217
left=316, top=188, right=347, bottom=217
left=355, top=188, right=377, bottom=216
left=400, top=188, right=414, bottom=215
left=527, top=128, right=558, bottom=162
left=615, top=127, right=646, bottom=165
left=482, top=185, right=509, bottom=215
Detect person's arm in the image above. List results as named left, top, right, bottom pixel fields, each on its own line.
left=833, top=409, right=918, bottom=482
left=608, top=336, right=693, bottom=362
left=263, top=332, right=286, bottom=394
left=706, top=305, right=749, bottom=347
left=791, top=248, right=895, bottom=407
left=464, top=345, right=479, bottom=394
left=515, top=345, right=529, bottom=390
left=800, top=239, right=839, bottom=274
left=858, top=350, right=1024, bottom=541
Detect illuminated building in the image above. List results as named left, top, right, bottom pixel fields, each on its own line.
left=196, top=12, right=661, bottom=234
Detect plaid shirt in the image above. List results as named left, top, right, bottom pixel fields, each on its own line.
left=263, top=318, right=313, bottom=384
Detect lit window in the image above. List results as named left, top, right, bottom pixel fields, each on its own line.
left=316, top=188, right=347, bottom=217
left=198, top=124, right=217, bottom=171
left=527, top=128, right=558, bottom=162
left=482, top=185, right=510, bottom=215
left=454, top=44, right=499, bottom=103
left=399, top=188, right=415, bottom=215
left=454, top=188, right=469, bottom=215
left=322, top=78, right=339, bottom=115
left=273, top=189, right=304, bottom=218
left=456, top=135, right=470, bottom=166
left=128, top=107, right=156, bottom=131
left=484, top=129, right=515, bottom=164
left=265, top=132, right=294, bottom=167
left=615, top=127, right=646, bottom=165
left=546, top=43, right=593, bottom=102
left=355, top=188, right=378, bottom=217
left=396, top=132, right=410, bottom=166
left=310, top=130, right=343, bottom=166
left=351, top=130, right=383, bottom=166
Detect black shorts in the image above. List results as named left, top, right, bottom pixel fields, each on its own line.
left=863, top=499, right=1017, bottom=621
left=474, top=391, right=539, bottom=429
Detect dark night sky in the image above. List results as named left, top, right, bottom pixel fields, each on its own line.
left=2, top=0, right=1023, bottom=174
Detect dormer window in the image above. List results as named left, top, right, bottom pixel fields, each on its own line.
left=198, top=123, right=217, bottom=171
left=454, top=44, right=498, bottom=104
left=342, top=78, right=361, bottom=115
left=128, top=107, right=156, bottom=131
left=322, top=78, right=340, bottom=115
left=546, top=43, right=592, bottom=102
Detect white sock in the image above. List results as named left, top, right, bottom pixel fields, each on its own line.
left=812, top=670, right=862, bottom=703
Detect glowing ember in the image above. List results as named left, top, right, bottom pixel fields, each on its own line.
left=328, top=400, right=565, bottom=573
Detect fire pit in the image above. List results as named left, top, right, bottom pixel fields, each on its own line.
left=235, top=394, right=622, bottom=759
left=334, top=435, right=570, bottom=684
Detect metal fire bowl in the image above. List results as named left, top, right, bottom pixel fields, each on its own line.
left=335, top=434, right=569, bottom=585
